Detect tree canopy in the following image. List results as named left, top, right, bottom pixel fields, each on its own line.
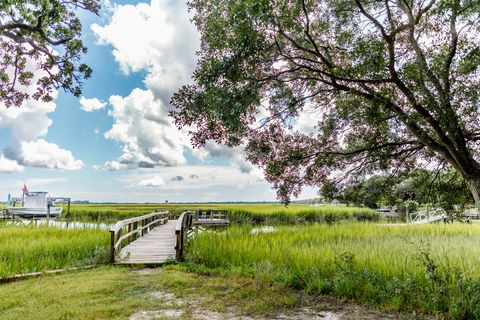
left=334, top=169, right=472, bottom=214
left=0, top=0, right=100, bottom=107
left=172, top=0, right=480, bottom=207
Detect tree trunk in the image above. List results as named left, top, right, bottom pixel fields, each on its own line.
left=466, top=177, right=480, bottom=217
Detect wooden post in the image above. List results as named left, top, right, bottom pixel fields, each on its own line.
left=133, top=221, right=138, bottom=240
left=110, top=230, right=115, bottom=263
left=175, top=230, right=181, bottom=260
left=46, top=201, right=51, bottom=224
left=67, top=200, right=71, bottom=217
left=128, top=224, right=132, bottom=243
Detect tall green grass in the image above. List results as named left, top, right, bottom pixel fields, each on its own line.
left=0, top=225, right=109, bottom=277
left=186, top=223, right=480, bottom=319
left=66, top=203, right=378, bottom=224
left=227, top=206, right=377, bottom=224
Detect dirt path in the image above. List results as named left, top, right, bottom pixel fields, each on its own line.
left=129, top=268, right=426, bottom=320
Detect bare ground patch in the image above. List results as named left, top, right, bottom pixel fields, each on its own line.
left=128, top=268, right=423, bottom=320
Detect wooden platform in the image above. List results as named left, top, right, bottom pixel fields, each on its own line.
left=194, top=218, right=229, bottom=226
left=117, top=220, right=177, bottom=265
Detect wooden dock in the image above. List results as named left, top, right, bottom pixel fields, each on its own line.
left=117, top=220, right=177, bottom=264
left=110, top=210, right=228, bottom=265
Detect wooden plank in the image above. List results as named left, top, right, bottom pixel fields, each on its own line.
left=116, top=220, right=177, bottom=265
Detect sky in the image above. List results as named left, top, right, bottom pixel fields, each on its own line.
left=0, top=0, right=318, bottom=203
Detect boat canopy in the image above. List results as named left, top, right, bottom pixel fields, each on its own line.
left=24, top=192, right=48, bottom=208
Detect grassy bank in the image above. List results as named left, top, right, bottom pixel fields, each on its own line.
left=186, top=223, right=480, bottom=319
left=65, top=203, right=378, bottom=224
left=0, top=266, right=408, bottom=320
left=0, top=225, right=109, bottom=277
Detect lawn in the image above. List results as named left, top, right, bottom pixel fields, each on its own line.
left=0, top=266, right=409, bottom=320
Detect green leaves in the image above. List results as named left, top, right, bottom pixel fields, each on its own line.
left=173, top=0, right=480, bottom=204
left=0, top=0, right=100, bottom=107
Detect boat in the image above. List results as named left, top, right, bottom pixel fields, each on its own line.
left=7, top=191, right=63, bottom=218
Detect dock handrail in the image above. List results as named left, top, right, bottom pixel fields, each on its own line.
left=175, top=211, right=194, bottom=260
left=109, top=211, right=169, bottom=263
left=409, top=208, right=446, bottom=224
left=195, top=209, right=228, bottom=221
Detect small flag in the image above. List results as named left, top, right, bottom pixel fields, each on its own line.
left=23, top=183, right=28, bottom=195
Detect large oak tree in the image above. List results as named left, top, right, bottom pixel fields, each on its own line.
left=0, top=0, right=100, bottom=107
left=172, top=0, right=480, bottom=209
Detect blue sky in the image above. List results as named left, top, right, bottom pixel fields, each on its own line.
left=0, top=0, right=317, bottom=202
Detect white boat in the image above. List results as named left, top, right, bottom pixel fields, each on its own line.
left=7, top=192, right=63, bottom=218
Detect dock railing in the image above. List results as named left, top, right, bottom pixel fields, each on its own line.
left=195, top=209, right=228, bottom=221
left=175, top=211, right=194, bottom=260
left=109, top=211, right=169, bottom=263
left=409, top=208, right=446, bottom=224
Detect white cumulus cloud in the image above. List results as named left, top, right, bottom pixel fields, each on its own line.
left=8, top=139, right=84, bottom=170
left=0, top=96, right=84, bottom=172
left=103, top=88, right=190, bottom=167
left=137, top=174, right=165, bottom=187
left=91, top=0, right=199, bottom=170
left=93, top=160, right=127, bottom=171
left=0, top=58, right=84, bottom=171
left=91, top=0, right=264, bottom=181
left=79, top=96, right=107, bottom=112
left=91, top=0, right=199, bottom=105
left=0, top=155, right=24, bottom=173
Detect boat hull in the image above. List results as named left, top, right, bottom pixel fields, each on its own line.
left=7, top=207, right=63, bottom=218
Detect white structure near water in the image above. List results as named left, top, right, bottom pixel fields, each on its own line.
left=8, top=192, right=66, bottom=218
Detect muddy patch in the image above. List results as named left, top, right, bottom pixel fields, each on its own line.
left=149, top=291, right=175, bottom=301
left=129, top=309, right=184, bottom=320
left=276, top=309, right=340, bottom=320
left=132, top=293, right=413, bottom=320
left=130, top=268, right=157, bottom=276
left=149, top=290, right=186, bottom=306
left=130, top=271, right=418, bottom=320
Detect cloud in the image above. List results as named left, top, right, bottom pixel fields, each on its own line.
left=79, top=96, right=107, bottom=112
left=103, top=88, right=190, bottom=167
left=125, top=165, right=265, bottom=191
left=91, top=0, right=264, bottom=180
left=93, top=160, right=127, bottom=171
left=294, top=110, right=318, bottom=135
left=0, top=155, right=24, bottom=173
left=197, top=142, right=258, bottom=174
left=91, top=0, right=199, bottom=105
left=171, top=175, right=184, bottom=181
left=0, top=94, right=55, bottom=142
left=0, top=61, right=83, bottom=171
left=6, top=139, right=84, bottom=170
left=137, top=174, right=165, bottom=187
left=190, top=174, right=199, bottom=179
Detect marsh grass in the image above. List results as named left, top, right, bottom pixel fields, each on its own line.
left=0, top=224, right=109, bottom=277
left=66, top=203, right=378, bottom=224
left=186, top=223, right=480, bottom=319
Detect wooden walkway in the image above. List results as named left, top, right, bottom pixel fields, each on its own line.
left=110, top=210, right=228, bottom=265
left=117, top=220, right=177, bottom=264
